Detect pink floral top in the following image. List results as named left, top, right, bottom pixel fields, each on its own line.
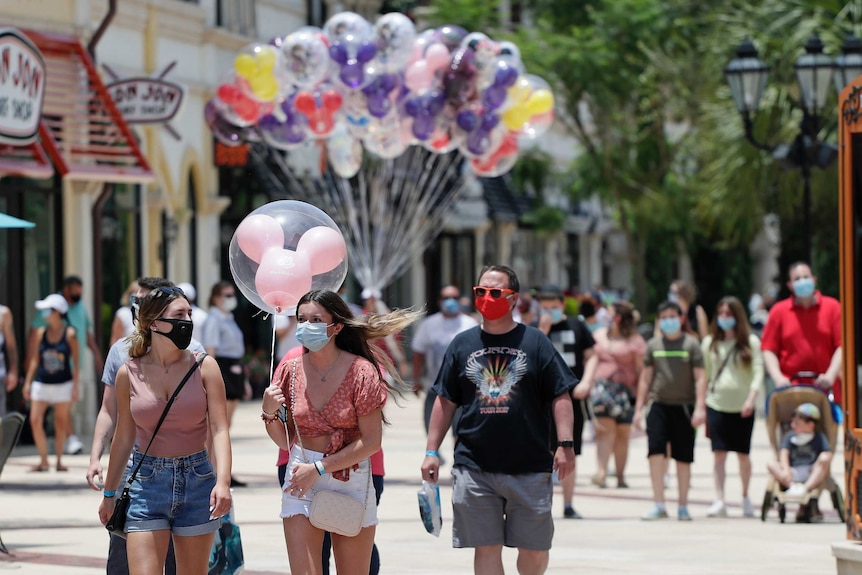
left=275, top=355, right=387, bottom=474
left=593, top=334, right=647, bottom=391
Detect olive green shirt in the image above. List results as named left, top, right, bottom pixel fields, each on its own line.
left=644, top=333, right=704, bottom=405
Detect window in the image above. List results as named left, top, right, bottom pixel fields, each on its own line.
left=217, top=0, right=257, bottom=37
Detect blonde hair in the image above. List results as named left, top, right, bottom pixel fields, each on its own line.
left=127, top=288, right=189, bottom=358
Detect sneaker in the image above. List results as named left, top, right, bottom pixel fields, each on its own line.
left=64, top=435, right=84, bottom=455
left=741, top=496, right=755, bottom=518
left=678, top=506, right=692, bottom=521
left=642, top=505, right=669, bottom=521
left=229, top=476, right=247, bottom=488
left=707, top=500, right=728, bottom=517
left=786, top=483, right=807, bottom=500
left=563, top=506, right=582, bottom=519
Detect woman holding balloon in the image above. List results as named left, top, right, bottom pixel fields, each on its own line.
left=261, top=289, right=421, bottom=575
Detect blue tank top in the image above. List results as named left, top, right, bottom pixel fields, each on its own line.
left=36, top=328, right=73, bottom=384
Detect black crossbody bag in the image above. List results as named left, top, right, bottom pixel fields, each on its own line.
left=106, top=353, right=207, bottom=538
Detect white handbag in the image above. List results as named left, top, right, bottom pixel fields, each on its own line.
left=287, top=359, right=370, bottom=537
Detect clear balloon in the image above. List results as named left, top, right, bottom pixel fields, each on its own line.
left=205, top=99, right=257, bottom=146
left=229, top=201, right=348, bottom=315
left=281, top=27, right=331, bottom=89
left=373, top=13, right=416, bottom=73
left=502, top=74, right=555, bottom=138
left=325, top=12, right=376, bottom=89
left=294, top=85, right=343, bottom=139
left=471, top=132, right=519, bottom=177
left=327, top=124, right=364, bottom=178
left=259, top=97, right=308, bottom=150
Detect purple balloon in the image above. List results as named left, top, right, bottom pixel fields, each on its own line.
left=405, top=98, right=422, bottom=118
left=495, top=65, right=519, bottom=88
left=434, top=25, right=468, bottom=50
left=340, top=62, right=365, bottom=88
left=480, top=113, right=499, bottom=131
left=329, top=43, right=349, bottom=65
left=367, top=93, right=390, bottom=118
left=483, top=86, right=507, bottom=111
left=357, top=41, right=377, bottom=63
left=466, top=128, right=490, bottom=156
left=205, top=100, right=248, bottom=146
left=412, top=115, right=435, bottom=140
left=457, top=110, right=478, bottom=131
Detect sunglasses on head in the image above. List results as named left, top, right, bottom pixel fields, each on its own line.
left=148, top=286, right=185, bottom=299
left=473, top=286, right=515, bottom=299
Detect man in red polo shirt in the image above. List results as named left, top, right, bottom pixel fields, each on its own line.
left=761, top=262, right=842, bottom=402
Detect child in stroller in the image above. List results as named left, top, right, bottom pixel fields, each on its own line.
left=766, top=402, right=832, bottom=522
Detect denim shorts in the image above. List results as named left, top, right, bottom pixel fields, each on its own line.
left=125, top=449, right=221, bottom=536
left=280, top=444, right=377, bottom=528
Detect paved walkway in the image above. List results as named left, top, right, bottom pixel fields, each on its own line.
left=0, top=396, right=850, bottom=574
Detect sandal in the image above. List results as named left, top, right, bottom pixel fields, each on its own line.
left=29, top=464, right=49, bottom=472
left=591, top=474, right=607, bottom=488
left=617, top=477, right=629, bottom=489
left=56, top=464, right=69, bottom=472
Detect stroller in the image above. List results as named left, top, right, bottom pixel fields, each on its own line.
left=760, top=380, right=846, bottom=523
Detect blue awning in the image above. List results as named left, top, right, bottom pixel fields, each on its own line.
left=0, top=213, right=35, bottom=229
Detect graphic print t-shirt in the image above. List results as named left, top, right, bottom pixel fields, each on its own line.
left=546, top=317, right=595, bottom=379
left=433, top=323, right=578, bottom=474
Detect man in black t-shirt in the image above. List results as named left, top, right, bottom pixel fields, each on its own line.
left=421, top=265, right=577, bottom=575
left=536, top=284, right=597, bottom=520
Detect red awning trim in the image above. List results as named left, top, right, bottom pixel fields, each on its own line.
left=0, top=141, right=54, bottom=179
left=22, top=30, right=154, bottom=184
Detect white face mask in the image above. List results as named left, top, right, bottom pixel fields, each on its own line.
left=790, top=432, right=815, bottom=446
left=222, top=296, right=238, bottom=312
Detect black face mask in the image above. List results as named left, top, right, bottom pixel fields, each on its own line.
left=153, top=318, right=193, bottom=350
left=69, top=294, right=82, bottom=304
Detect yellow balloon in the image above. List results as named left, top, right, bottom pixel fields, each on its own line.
left=526, top=90, right=554, bottom=115
left=255, top=49, right=277, bottom=72
left=235, top=54, right=256, bottom=79
left=250, top=76, right=278, bottom=101
left=503, top=105, right=530, bottom=131
left=507, top=80, right=531, bottom=104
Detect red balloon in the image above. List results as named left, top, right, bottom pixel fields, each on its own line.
left=234, top=97, right=260, bottom=122
left=322, top=90, right=343, bottom=112
left=217, top=84, right=241, bottom=104
left=295, top=92, right=317, bottom=115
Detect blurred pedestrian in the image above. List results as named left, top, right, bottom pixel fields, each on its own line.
left=702, top=296, right=763, bottom=518
left=412, top=285, right=477, bottom=434
left=0, top=301, right=20, bottom=417
left=635, top=301, right=706, bottom=521
left=361, top=288, right=409, bottom=379
left=421, top=265, right=576, bottom=575
left=24, top=294, right=79, bottom=472
left=536, top=284, right=597, bottom=519
left=665, top=279, right=709, bottom=340
left=589, top=301, right=645, bottom=489
left=98, top=286, right=232, bottom=573
left=110, top=281, right=140, bottom=345
left=202, top=281, right=248, bottom=488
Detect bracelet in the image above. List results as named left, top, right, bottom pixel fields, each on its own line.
left=425, top=450, right=440, bottom=458
left=262, top=407, right=277, bottom=418
left=103, top=490, right=116, bottom=498
left=314, top=460, right=326, bottom=476
left=261, top=411, right=278, bottom=424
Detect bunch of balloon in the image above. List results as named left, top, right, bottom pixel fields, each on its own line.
left=205, top=14, right=558, bottom=178
left=229, top=201, right=348, bottom=317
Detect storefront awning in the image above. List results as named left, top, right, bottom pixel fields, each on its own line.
left=0, top=142, right=54, bottom=179
left=22, top=30, right=153, bottom=184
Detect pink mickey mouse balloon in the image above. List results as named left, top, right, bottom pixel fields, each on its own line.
left=229, top=200, right=348, bottom=315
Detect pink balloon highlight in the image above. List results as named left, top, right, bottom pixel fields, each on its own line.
left=425, top=43, right=451, bottom=72
left=254, top=247, right=313, bottom=313
left=296, top=226, right=347, bottom=275
left=405, top=60, right=434, bottom=92
left=235, top=214, right=285, bottom=263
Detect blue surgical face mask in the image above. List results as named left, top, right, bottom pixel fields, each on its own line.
left=295, top=321, right=334, bottom=352
left=792, top=277, right=815, bottom=299
left=717, top=316, right=736, bottom=331
left=441, top=298, right=460, bottom=316
left=549, top=308, right=564, bottom=323
left=659, top=317, right=681, bottom=336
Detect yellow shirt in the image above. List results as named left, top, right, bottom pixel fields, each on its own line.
left=702, top=334, right=763, bottom=412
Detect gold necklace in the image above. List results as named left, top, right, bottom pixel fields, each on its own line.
left=305, top=351, right=342, bottom=382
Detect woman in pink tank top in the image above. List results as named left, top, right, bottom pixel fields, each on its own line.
left=98, top=286, right=233, bottom=575
left=261, top=289, right=421, bottom=575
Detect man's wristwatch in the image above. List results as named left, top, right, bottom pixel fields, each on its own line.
left=557, top=440, right=575, bottom=449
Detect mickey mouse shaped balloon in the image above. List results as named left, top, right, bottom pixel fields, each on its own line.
left=325, top=12, right=377, bottom=89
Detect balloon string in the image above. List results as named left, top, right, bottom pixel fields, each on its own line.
left=269, top=313, right=278, bottom=384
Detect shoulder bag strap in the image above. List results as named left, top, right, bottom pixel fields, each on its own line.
left=125, top=352, right=208, bottom=486
left=708, top=345, right=734, bottom=395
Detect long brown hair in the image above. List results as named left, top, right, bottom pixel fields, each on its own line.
left=610, top=300, right=638, bottom=339
left=127, top=287, right=189, bottom=358
left=708, top=296, right=752, bottom=365
left=295, top=289, right=424, bottom=398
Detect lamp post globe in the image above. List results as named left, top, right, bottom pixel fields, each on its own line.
left=834, top=34, right=862, bottom=95
left=795, top=34, right=834, bottom=114
left=724, top=38, right=770, bottom=117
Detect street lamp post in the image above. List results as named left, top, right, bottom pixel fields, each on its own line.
left=724, top=34, right=862, bottom=263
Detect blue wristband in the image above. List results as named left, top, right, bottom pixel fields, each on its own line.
left=314, top=460, right=326, bottom=476
left=103, top=490, right=116, bottom=498
left=425, top=450, right=440, bottom=458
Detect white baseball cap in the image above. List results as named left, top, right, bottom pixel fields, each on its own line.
left=35, top=293, right=69, bottom=314
left=361, top=288, right=381, bottom=301
left=177, top=282, right=197, bottom=302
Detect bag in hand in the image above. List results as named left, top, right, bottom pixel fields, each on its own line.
left=105, top=487, right=131, bottom=539
left=309, top=489, right=366, bottom=537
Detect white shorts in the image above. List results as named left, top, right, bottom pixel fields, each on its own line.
left=30, top=380, right=74, bottom=404
left=280, top=444, right=377, bottom=528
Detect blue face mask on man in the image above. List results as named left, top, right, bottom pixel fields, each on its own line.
left=295, top=321, right=334, bottom=352
left=548, top=308, right=564, bottom=323
left=659, top=317, right=681, bottom=336
left=441, top=298, right=460, bottom=316
left=792, top=277, right=815, bottom=299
